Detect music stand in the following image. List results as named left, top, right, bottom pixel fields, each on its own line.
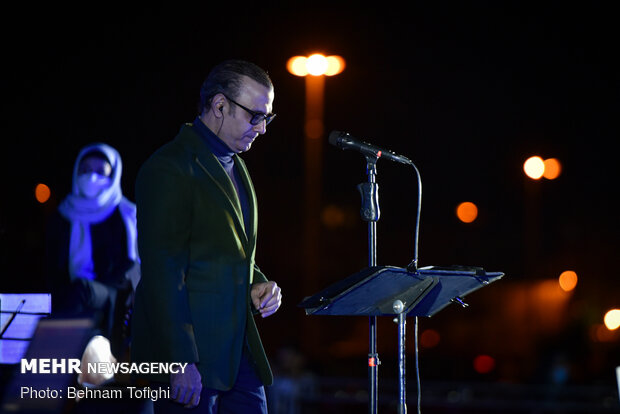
left=1, top=293, right=51, bottom=364
left=299, top=265, right=503, bottom=413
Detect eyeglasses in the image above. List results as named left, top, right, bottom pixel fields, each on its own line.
left=224, top=95, right=276, bottom=126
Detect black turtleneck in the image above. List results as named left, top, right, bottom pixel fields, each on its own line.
left=192, top=116, right=250, bottom=232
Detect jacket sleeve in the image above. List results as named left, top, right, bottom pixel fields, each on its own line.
left=252, top=264, right=269, bottom=284
left=134, top=155, right=199, bottom=363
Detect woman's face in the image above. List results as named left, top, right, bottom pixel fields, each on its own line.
left=76, top=155, right=112, bottom=198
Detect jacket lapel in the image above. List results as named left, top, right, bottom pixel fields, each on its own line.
left=194, top=152, right=248, bottom=244
left=233, top=155, right=257, bottom=249
left=178, top=125, right=249, bottom=251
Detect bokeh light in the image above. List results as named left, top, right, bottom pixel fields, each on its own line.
left=306, top=54, right=329, bottom=76
left=604, top=309, right=620, bottom=331
left=591, top=324, right=619, bottom=342
left=558, top=270, right=578, bottom=292
left=456, top=201, right=478, bottom=223
left=543, top=158, right=562, bottom=179
left=286, top=56, right=309, bottom=76
left=321, top=205, right=346, bottom=228
left=325, top=56, right=346, bottom=76
left=524, top=156, right=545, bottom=179
left=473, top=355, right=496, bottom=374
left=419, top=329, right=441, bottom=349
left=35, top=183, right=51, bottom=203
left=287, top=54, right=346, bottom=77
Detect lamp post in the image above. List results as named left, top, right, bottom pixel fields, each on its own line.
left=287, top=53, right=345, bottom=355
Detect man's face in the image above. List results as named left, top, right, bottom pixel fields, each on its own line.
left=219, top=76, right=274, bottom=153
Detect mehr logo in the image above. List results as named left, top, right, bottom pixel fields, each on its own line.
left=21, top=359, right=82, bottom=374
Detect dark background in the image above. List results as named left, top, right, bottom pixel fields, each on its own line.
left=2, top=2, right=619, bottom=411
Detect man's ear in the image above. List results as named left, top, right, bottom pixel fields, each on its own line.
left=211, top=93, right=226, bottom=118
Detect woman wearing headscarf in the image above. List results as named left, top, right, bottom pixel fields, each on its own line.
left=45, top=142, right=139, bottom=358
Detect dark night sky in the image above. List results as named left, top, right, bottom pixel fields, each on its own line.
left=2, top=2, right=619, bottom=386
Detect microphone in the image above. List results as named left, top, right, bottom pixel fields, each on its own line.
left=328, top=131, right=413, bottom=165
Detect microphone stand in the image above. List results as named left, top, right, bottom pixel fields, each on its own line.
left=357, top=155, right=381, bottom=414
left=358, top=153, right=418, bottom=414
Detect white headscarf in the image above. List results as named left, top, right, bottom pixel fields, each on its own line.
left=58, top=143, right=138, bottom=281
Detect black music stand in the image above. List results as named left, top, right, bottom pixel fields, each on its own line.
left=299, top=265, right=504, bottom=413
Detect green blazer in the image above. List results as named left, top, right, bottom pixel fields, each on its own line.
left=130, top=123, right=273, bottom=390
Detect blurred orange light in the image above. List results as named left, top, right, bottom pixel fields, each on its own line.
left=287, top=54, right=346, bottom=77
left=419, top=329, right=440, bottom=349
left=591, top=323, right=619, bottom=342
left=306, top=54, right=328, bottom=76
left=558, top=270, right=578, bottom=292
left=473, top=354, right=495, bottom=374
left=604, top=309, right=620, bottom=331
left=321, top=205, right=346, bottom=228
left=325, top=55, right=346, bottom=76
left=287, top=56, right=309, bottom=76
left=543, top=158, right=562, bottom=179
left=456, top=201, right=478, bottom=223
left=35, top=183, right=51, bottom=203
left=524, top=156, right=545, bottom=179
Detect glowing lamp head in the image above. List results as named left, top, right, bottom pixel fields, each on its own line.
left=524, top=156, right=545, bottom=180
left=287, top=56, right=309, bottom=76
left=306, top=54, right=328, bottom=76
left=325, top=56, right=346, bottom=76
left=287, top=54, right=346, bottom=77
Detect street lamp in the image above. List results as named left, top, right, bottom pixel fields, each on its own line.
left=523, top=156, right=562, bottom=180
left=287, top=53, right=345, bottom=358
left=522, top=154, right=564, bottom=279
left=287, top=54, right=345, bottom=138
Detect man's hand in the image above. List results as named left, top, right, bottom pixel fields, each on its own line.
left=170, top=363, right=202, bottom=408
left=251, top=281, right=282, bottom=318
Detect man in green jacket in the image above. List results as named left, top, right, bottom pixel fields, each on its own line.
left=131, top=60, right=282, bottom=413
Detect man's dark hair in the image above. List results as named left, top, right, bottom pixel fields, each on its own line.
left=198, top=60, right=273, bottom=114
